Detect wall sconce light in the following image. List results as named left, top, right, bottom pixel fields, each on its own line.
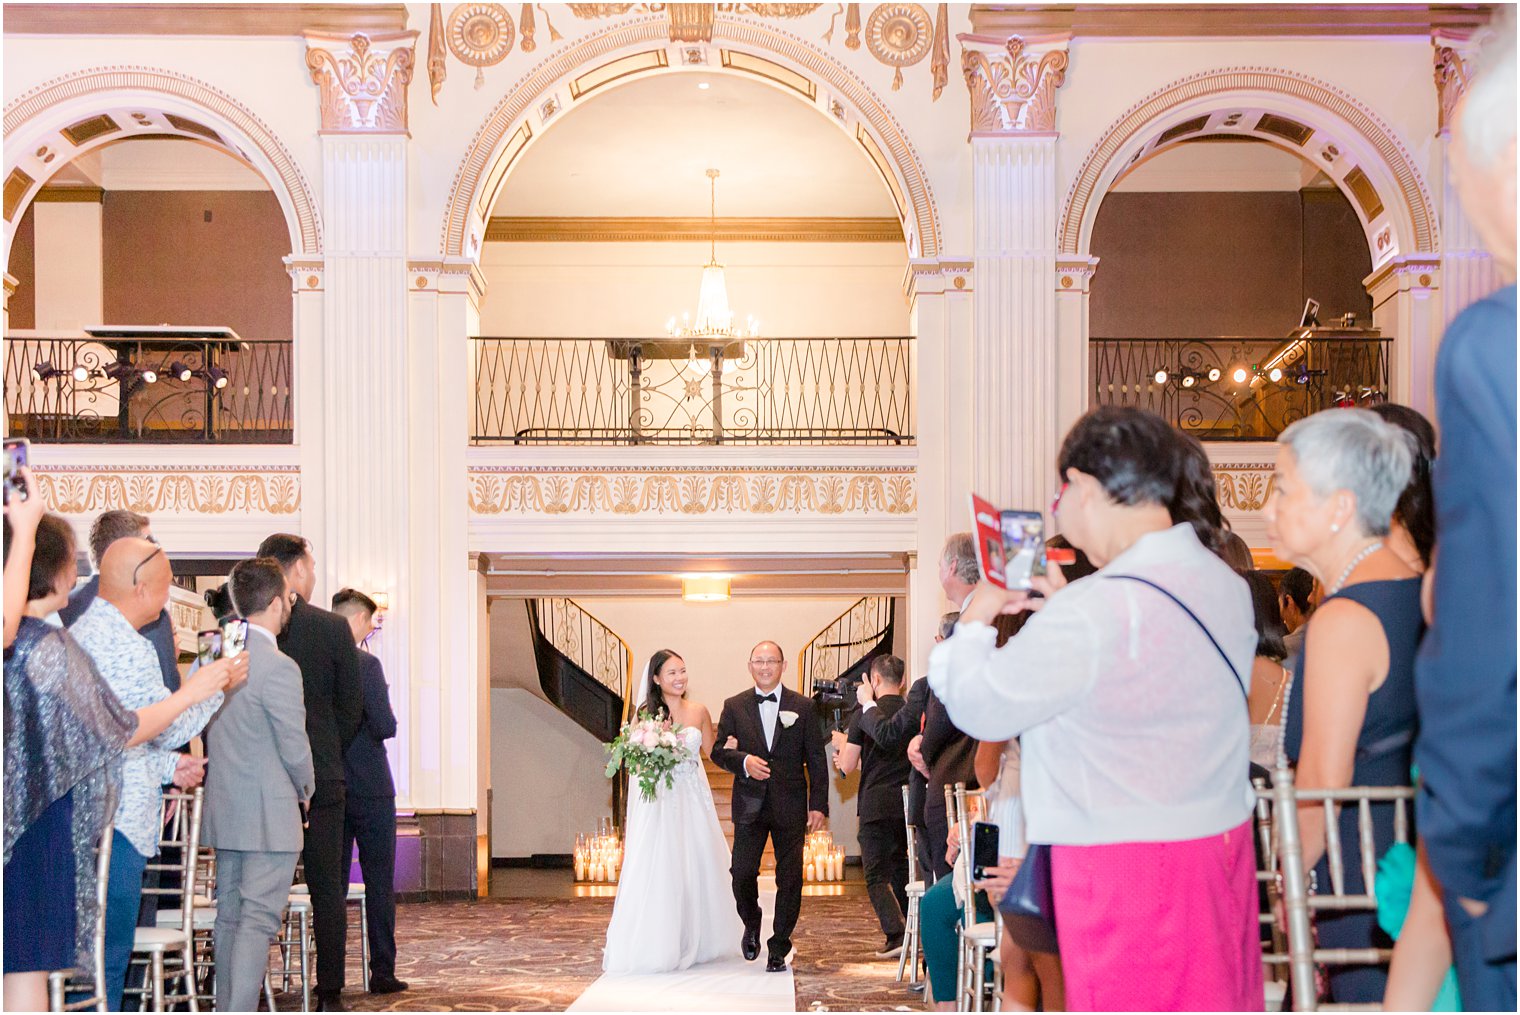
left=681, top=574, right=731, bottom=602
left=371, top=591, right=390, bottom=628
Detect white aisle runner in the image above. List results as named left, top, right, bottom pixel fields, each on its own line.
left=568, top=878, right=796, bottom=1012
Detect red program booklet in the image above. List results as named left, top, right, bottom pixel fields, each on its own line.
left=968, top=492, right=1009, bottom=589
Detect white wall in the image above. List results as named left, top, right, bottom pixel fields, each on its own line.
left=478, top=240, right=909, bottom=337
left=32, top=201, right=102, bottom=330
left=490, top=687, right=616, bottom=858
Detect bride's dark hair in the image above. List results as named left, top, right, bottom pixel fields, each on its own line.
left=643, top=649, right=684, bottom=719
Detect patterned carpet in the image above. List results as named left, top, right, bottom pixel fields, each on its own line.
left=288, top=893, right=921, bottom=1012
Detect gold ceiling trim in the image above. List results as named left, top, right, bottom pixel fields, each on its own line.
left=484, top=215, right=905, bottom=243
left=33, top=186, right=104, bottom=203
left=718, top=49, right=817, bottom=100
left=475, top=122, right=533, bottom=217
left=567, top=48, right=670, bottom=100
left=2, top=4, right=410, bottom=36
left=967, top=3, right=1492, bottom=38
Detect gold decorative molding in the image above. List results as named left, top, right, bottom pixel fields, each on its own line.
left=968, top=3, right=1492, bottom=38
left=484, top=215, right=904, bottom=243
left=669, top=3, right=717, bottom=42
left=1058, top=67, right=1439, bottom=258
left=440, top=17, right=941, bottom=259
left=3, top=67, right=322, bottom=252
left=305, top=31, right=419, bottom=133
left=1433, top=42, right=1473, bottom=137
left=960, top=34, right=1069, bottom=135
left=865, top=4, right=934, bottom=91
left=468, top=467, right=916, bottom=517
left=34, top=467, right=301, bottom=516
left=427, top=3, right=448, bottom=104
left=1056, top=255, right=1100, bottom=293
left=33, top=186, right=103, bottom=203
left=1213, top=463, right=1273, bottom=513
left=447, top=3, right=516, bottom=89
left=3, top=3, right=411, bottom=36
left=930, top=3, right=950, bottom=100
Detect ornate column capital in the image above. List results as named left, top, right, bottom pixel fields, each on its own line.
left=1056, top=256, right=1100, bottom=294
left=3, top=272, right=18, bottom=304
left=284, top=257, right=324, bottom=294
left=1432, top=30, right=1482, bottom=137
left=904, top=257, right=974, bottom=301
left=1365, top=254, right=1442, bottom=308
left=304, top=30, right=419, bottom=134
left=958, top=33, right=1070, bottom=136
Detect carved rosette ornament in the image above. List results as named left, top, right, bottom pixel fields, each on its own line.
left=448, top=3, right=515, bottom=88
left=866, top=3, right=933, bottom=91
left=960, top=35, right=1069, bottom=134
left=305, top=31, right=419, bottom=133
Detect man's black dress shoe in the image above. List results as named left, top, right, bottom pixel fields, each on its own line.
left=316, top=993, right=346, bottom=1012
left=369, top=975, right=410, bottom=995
left=741, top=928, right=760, bottom=961
left=765, top=955, right=787, bottom=973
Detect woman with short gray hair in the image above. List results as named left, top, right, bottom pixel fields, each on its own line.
left=1264, top=407, right=1422, bottom=1004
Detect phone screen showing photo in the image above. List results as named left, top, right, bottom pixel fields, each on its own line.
left=3, top=438, right=28, bottom=506
left=196, top=629, right=222, bottom=666
left=220, top=619, right=249, bottom=658
left=1000, top=510, right=1047, bottom=591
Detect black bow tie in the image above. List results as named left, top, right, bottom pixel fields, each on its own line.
left=756, top=692, right=778, bottom=703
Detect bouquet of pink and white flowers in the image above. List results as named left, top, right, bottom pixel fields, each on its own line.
left=605, top=711, right=694, bottom=802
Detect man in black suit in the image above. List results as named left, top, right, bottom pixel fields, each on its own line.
left=1415, top=25, right=1518, bottom=1008
left=833, top=654, right=912, bottom=956
left=331, top=590, right=407, bottom=996
left=917, top=686, right=978, bottom=880
left=856, top=611, right=960, bottom=883
left=257, top=534, right=364, bottom=1011
left=710, top=640, right=829, bottom=972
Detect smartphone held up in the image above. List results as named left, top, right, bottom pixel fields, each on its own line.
left=3, top=437, right=30, bottom=505
left=969, top=493, right=1051, bottom=591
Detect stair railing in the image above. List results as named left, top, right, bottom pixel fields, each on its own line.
left=526, top=597, right=635, bottom=828
left=798, top=595, right=895, bottom=697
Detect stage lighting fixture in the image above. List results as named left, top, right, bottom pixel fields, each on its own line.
left=1181, top=372, right=1197, bottom=389
left=1153, top=369, right=1169, bottom=385
left=169, top=361, right=194, bottom=382
left=71, top=365, right=91, bottom=382
left=1232, top=366, right=1249, bottom=384
left=30, top=361, right=64, bottom=382
left=1268, top=367, right=1284, bottom=383
left=205, top=366, right=230, bottom=390
left=1207, top=367, right=1222, bottom=383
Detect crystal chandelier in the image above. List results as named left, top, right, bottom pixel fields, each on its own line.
left=665, top=169, right=759, bottom=354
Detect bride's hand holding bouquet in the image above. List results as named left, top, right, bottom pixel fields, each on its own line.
left=605, top=711, right=695, bottom=802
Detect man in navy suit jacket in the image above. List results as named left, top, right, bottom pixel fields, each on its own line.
left=332, top=589, right=407, bottom=996
left=1416, top=21, right=1518, bottom=1008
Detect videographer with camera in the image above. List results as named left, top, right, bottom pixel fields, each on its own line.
left=831, top=654, right=913, bottom=958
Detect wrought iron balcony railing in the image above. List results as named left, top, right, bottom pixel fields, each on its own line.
left=471, top=337, right=915, bottom=445
left=1089, top=332, right=1392, bottom=441
left=5, top=334, right=293, bottom=444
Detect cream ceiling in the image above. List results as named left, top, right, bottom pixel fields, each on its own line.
left=48, top=136, right=268, bottom=191
left=492, top=73, right=899, bottom=219
left=1113, top=137, right=1334, bottom=193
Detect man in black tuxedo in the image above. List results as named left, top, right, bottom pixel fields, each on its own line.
left=257, top=534, right=364, bottom=1011
left=710, top=640, right=829, bottom=972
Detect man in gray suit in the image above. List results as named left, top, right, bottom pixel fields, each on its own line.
left=203, top=558, right=315, bottom=1012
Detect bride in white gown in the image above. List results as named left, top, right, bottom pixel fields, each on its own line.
left=602, top=649, right=744, bottom=974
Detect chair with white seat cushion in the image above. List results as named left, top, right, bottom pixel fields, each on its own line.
left=124, top=788, right=203, bottom=1012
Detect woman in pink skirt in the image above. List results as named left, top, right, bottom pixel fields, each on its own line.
left=930, top=407, right=1264, bottom=1011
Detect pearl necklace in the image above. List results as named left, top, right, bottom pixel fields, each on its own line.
left=1329, top=540, right=1383, bottom=595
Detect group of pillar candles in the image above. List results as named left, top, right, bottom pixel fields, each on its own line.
left=574, top=822, right=624, bottom=883
left=570, top=826, right=846, bottom=883
left=803, top=830, right=846, bottom=883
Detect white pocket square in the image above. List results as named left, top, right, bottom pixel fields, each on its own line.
left=778, top=710, right=799, bottom=728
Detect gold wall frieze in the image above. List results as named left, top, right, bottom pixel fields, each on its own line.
left=468, top=466, right=916, bottom=517
left=484, top=215, right=904, bottom=243
left=33, top=466, right=301, bottom=516
left=1212, top=463, right=1274, bottom=513
left=3, top=3, right=411, bottom=37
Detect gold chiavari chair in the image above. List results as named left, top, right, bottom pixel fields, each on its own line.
left=48, top=788, right=117, bottom=1013
left=951, top=783, right=1001, bottom=1012
left=124, top=788, right=204, bottom=1012
left=1270, top=763, right=1417, bottom=1013
left=897, top=784, right=927, bottom=986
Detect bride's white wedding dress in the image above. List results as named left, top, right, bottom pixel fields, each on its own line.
left=602, top=724, right=744, bottom=974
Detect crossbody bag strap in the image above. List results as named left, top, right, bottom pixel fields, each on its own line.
left=1106, top=574, right=1249, bottom=700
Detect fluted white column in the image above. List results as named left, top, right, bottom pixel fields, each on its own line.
left=971, top=135, right=1060, bottom=517
left=1434, top=33, right=1503, bottom=334
left=318, top=133, right=413, bottom=798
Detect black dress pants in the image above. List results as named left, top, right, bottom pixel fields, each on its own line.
left=343, top=797, right=398, bottom=980
left=729, top=798, right=806, bottom=960
left=304, top=779, right=349, bottom=997
left=857, top=815, right=908, bottom=941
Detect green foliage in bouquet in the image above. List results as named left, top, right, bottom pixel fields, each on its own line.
left=604, top=710, right=695, bottom=802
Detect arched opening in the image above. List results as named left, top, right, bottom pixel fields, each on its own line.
left=1062, top=69, right=1438, bottom=443
left=3, top=75, right=318, bottom=445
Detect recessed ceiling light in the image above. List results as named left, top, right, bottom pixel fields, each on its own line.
left=697, top=82, right=710, bottom=90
